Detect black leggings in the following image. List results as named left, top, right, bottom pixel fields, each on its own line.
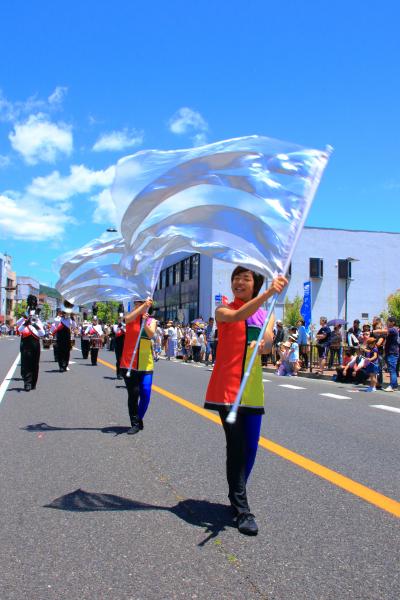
left=218, top=408, right=262, bottom=515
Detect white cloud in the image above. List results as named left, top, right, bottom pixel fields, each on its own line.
left=0, top=87, right=68, bottom=122
left=90, top=188, right=118, bottom=225
left=9, top=113, right=73, bottom=165
left=28, top=164, right=115, bottom=200
left=0, top=193, right=73, bottom=241
left=168, top=107, right=208, bottom=146
left=0, top=155, right=10, bottom=168
left=48, top=86, right=68, bottom=106
left=192, top=132, right=208, bottom=147
left=92, top=128, right=143, bottom=152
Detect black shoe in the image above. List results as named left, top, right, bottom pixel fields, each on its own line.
left=24, top=384, right=31, bottom=392
left=127, top=420, right=140, bottom=435
left=237, top=512, right=258, bottom=536
left=117, top=375, right=122, bottom=380
left=139, top=418, right=144, bottom=431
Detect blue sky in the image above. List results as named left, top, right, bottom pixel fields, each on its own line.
left=0, top=0, right=399, bottom=286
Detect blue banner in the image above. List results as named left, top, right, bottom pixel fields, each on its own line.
left=300, top=281, right=312, bottom=331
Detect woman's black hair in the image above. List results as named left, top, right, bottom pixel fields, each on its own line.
left=231, top=266, right=265, bottom=298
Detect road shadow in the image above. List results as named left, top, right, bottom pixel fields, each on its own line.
left=7, top=387, right=26, bottom=393
left=44, top=488, right=235, bottom=545
left=22, top=422, right=130, bottom=436
left=103, top=376, right=118, bottom=380
left=44, top=369, right=65, bottom=373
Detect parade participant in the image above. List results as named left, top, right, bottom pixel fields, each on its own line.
left=80, top=320, right=90, bottom=359
left=16, top=310, right=45, bottom=391
left=120, top=298, right=156, bottom=435
left=113, top=313, right=126, bottom=378
left=204, top=266, right=288, bottom=536
left=85, top=316, right=104, bottom=366
left=52, top=308, right=62, bottom=362
left=51, top=306, right=77, bottom=372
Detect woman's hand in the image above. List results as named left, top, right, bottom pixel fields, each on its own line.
left=265, top=275, right=288, bottom=298
left=139, top=298, right=153, bottom=315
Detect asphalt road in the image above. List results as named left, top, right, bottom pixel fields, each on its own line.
left=0, top=336, right=399, bottom=600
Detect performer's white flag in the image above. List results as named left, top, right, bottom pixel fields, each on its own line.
left=55, top=231, right=161, bottom=305
left=112, top=134, right=331, bottom=421
left=112, top=135, right=331, bottom=279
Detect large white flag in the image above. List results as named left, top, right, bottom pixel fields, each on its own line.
left=112, top=135, right=331, bottom=279
left=55, top=231, right=161, bottom=305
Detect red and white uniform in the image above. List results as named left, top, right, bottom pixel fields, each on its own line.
left=17, top=316, right=45, bottom=339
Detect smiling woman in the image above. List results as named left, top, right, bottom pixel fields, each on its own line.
left=204, top=267, right=288, bottom=536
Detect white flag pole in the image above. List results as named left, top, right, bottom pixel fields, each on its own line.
left=126, top=317, right=147, bottom=378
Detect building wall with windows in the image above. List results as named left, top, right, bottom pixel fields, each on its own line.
left=16, top=276, right=40, bottom=301
left=0, top=254, right=16, bottom=325
left=156, top=228, right=400, bottom=326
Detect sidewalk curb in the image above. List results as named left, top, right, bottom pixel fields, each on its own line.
left=261, top=366, right=334, bottom=382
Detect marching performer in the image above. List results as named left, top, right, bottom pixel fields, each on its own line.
left=80, top=320, right=91, bottom=359
left=120, top=298, right=156, bottom=435
left=16, top=310, right=45, bottom=391
left=51, top=305, right=77, bottom=372
left=204, top=267, right=287, bottom=536
left=85, top=316, right=104, bottom=366
left=52, top=308, right=62, bottom=362
left=113, top=312, right=126, bottom=379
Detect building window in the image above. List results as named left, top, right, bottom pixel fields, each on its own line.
left=174, top=263, right=181, bottom=285
left=161, top=270, right=166, bottom=289
left=166, top=266, right=174, bottom=287
left=190, top=254, right=199, bottom=280
left=310, top=258, right=323, bottom=279
left=182, top=258, right=191, bottom=281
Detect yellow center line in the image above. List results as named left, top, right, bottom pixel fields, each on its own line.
left=97, top=356, right=400, bottom=518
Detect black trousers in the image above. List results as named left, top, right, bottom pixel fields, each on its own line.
left=53, top=341, right=58, bottom=362
left=114, top=336, right=124, bottom=376
left=21, top=336, right=40, bottom=388
left=218, top=408, right=259, bottom=515
left=81, top=338, right=90, bottom=359
left=90, top=348, right=99, bottom=365
left=57, top=330, right=71, bottom=371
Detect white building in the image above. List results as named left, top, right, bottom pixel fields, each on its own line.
left=153, top=227, right=400, bottom=326
left=16, top=276, right=40, bottom=301
left=0, top=253, right=17, bottom=325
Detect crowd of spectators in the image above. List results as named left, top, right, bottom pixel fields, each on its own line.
left=268, top=315, right=399, bottom=392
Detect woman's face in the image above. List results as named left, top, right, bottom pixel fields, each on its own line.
left=231, top=270, right=254, bottom=302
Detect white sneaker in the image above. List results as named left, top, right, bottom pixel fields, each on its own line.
left=66, top=366, right=70, bottom=371
left=383, top=386, right=394, bottom=392
left=365, top=386, right=376, bottom=392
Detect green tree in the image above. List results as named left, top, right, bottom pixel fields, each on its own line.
left=15, top=300, right=28, bottom=320
left=41, top=302, right=52, bottom=321
left=96, top=301, right=120, bottom=324
left=283, top=295, right=303, bottom=328
left=385, top=290, right=400, bottom=323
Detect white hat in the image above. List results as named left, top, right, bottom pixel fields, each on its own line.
left=29, top=310, right=36, bottom=316
left=63, top=308, right=73, bottom=314
left=119, top=313, right=124, bottom=318
left=93, top=315, right=98, bottom=320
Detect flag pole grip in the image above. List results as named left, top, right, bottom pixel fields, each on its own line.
left=226, top=293, right=278, bottom=424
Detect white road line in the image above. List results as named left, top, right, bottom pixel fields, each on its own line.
left=279, top=384, right=306, bottom=390
left=320, top=393, right=351, bottom=400
left=370, top=404, right=400, bottom=414
left=262, top=378, right=271, bottom=382
left=0, top=353, right=20, bottom=404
